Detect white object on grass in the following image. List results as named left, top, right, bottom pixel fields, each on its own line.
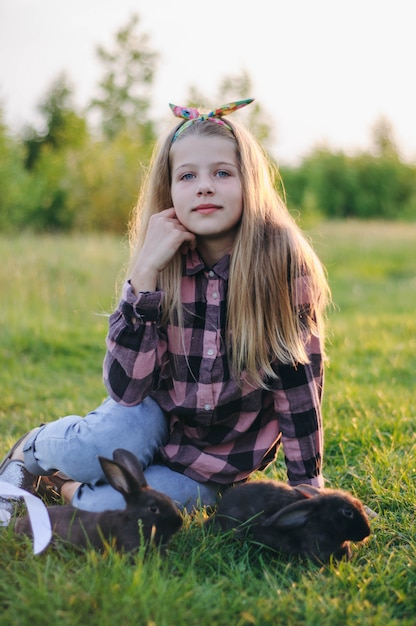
left=0, top=481, right=52, bottom=554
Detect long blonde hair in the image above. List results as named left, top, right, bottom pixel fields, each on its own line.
left=128, top=116, right=330, bottom=387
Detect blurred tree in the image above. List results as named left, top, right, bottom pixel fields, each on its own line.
left=370, top=116, right=399, bottom=159
left=1, top=14, right=160, bottom=233
left=65, top=129, right=149, bottom=232
left=23, top=73, right=88, bottom=170
left=299, top=149, right=357, bottom=218
left=281, top=144, right=416, bottom=223
left=351, top=153, right=416, bottom=219
left=8, top=75, right=89, bottom=230
left=89, top=13, right=158, bottom=142
left=0, top=105, right=34, bottom=230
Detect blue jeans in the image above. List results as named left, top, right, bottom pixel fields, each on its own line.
left=23, top=397, right=222, bottom=512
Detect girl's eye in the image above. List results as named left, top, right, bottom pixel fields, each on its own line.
left=216, top=170, right=229, bottom=178
left=181, top=173, right=195, bottom=181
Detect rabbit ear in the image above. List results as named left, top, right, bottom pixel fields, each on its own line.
left=293, top=484, right=322, bottom=498
left=98, top=449, right=147, bottom=498
left=112, top=448, right=148, bottom=489
left=262, top=499, right=316, bottom=529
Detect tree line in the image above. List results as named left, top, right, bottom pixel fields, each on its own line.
left=1, top=14, right=415, bottom=234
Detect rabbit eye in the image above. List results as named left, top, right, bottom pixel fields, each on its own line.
left=148, top=505, right=160, bottom=514
left=342, top=506, right=354, bottom=518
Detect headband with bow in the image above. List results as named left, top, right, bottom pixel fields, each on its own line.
left=169, top=98, right=254, bottom=141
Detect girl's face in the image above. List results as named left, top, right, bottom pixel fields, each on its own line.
left=170, top=134, right=243, bottom=248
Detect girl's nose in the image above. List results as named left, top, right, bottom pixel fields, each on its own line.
left=197, top=179, right=214, bottom=195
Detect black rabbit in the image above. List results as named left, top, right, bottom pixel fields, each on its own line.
left=207, top=480, right=315, bottom=531
left=208, top=480, right=371, bottom=563
left=14, top=448, right=183, bottom=553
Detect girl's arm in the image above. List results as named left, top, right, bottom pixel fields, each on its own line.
left=104, top=208, right=196, bottom=405
left=273, top=332, right=325, bottom=487
left=103, top=281, right=167, bottom=406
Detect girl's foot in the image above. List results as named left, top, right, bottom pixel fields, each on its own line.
left=0, top=428, right=40, bottom=491
left=0, top=429, right=40, bottom=523
left=36, top=472, right=80, bottom=504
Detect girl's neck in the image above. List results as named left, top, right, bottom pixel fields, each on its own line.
left=196, top=236, right=234, bottom=268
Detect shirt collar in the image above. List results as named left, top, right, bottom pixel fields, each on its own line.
left=184, top=249, right=230, bottom=280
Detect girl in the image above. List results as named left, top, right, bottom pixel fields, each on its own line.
left=0, top=99, right=330, bottom=516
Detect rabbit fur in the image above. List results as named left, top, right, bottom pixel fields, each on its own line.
left=14, top=448, right=183, bottom=553
left=207, top=480, right=371, bottom=563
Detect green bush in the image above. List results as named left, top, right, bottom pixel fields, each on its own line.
left=281, top=148, right=416, bottom=222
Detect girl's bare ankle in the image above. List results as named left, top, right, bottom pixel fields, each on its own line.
left=61, top=481, right=81, bottom=503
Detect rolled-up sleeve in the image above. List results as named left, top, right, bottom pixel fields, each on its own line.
left=103, top=281, right=167, bottom=406
left=272, top=332, right=324, bottom=487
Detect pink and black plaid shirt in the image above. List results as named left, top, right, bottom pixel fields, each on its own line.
left=104, top=251, right=324, bottom=487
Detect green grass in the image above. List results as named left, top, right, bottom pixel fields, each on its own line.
left=0, top=222, right=415, bottom=626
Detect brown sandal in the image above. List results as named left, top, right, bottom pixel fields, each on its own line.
left=36, top=471, right=73, bottom=503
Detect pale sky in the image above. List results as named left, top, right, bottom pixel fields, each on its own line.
left=0, top=0, right=415, bottom=164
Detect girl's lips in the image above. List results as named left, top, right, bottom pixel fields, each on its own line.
left=194, top=205, right=221, bottom=214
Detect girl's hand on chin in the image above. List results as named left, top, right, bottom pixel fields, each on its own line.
left=137, top=208, right=196, bottom=273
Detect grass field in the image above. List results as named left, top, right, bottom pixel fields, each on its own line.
left=0, top=222, right=415, bottom=626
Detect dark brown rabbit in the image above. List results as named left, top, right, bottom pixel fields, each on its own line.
left=14, top=448, right=183, bottom=553
left=208, top=481, right=371, bottom=563
left=207, top=480, right=315, bottom=531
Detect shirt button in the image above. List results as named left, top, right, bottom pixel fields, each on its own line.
left=207, top=348, right=214, bottom=356
left=212, top=292, right=218, bottom=299
left=204, top=404, right=211, bottom=411
left=208, top=270, right=215, bottom=277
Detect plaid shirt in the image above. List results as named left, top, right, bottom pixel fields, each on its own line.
left=104, top=251, right=324, bottom=487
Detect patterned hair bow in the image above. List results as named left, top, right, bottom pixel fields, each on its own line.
left=169, top=98, right=254, bottom=141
